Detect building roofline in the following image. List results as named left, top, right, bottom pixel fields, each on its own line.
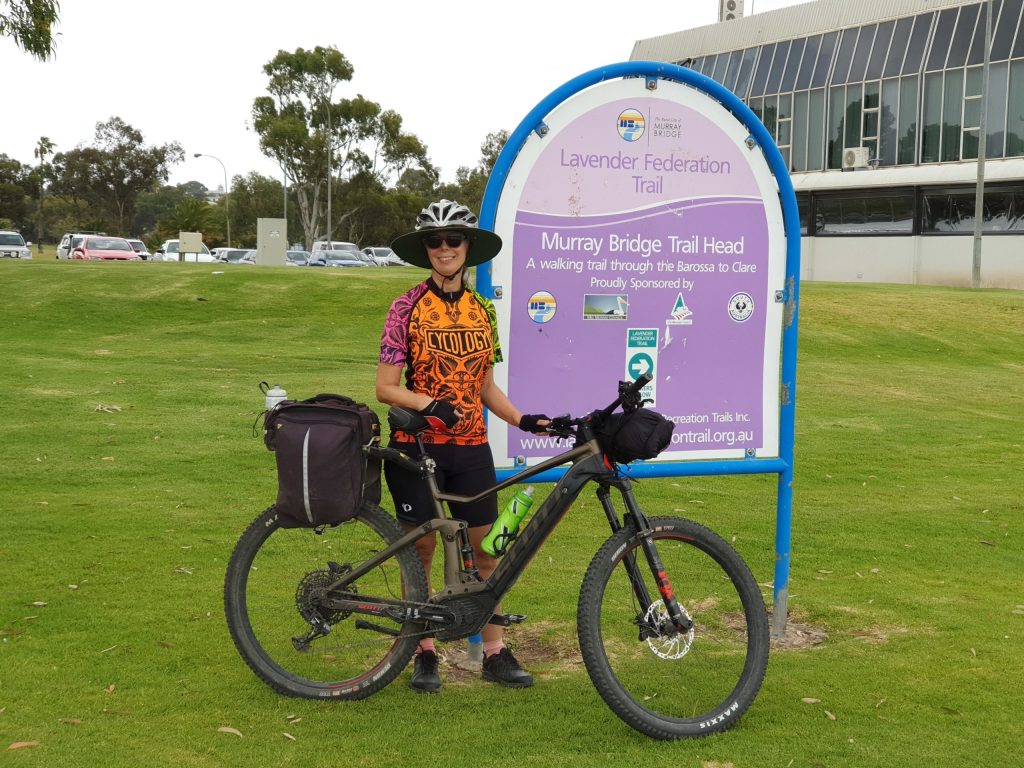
left=631, top=0, right=972, bottom=61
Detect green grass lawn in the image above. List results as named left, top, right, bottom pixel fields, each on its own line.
left=1, top=261, right=1021, bottom=767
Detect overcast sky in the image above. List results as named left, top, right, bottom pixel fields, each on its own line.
left=2, top=0, right=804, bottom=191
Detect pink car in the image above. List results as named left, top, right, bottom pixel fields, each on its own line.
left=71, top=236, right=142, bottom=261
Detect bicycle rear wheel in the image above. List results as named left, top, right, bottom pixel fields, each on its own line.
left=578, top=515, right=769, bottom=739
left=224, top=504, right=428, bottom=699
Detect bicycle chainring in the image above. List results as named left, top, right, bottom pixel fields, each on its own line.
left=431, top=594, right=495, bottom=642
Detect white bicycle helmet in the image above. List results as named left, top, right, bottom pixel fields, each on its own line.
left=391, top=199, right=502, bottom=269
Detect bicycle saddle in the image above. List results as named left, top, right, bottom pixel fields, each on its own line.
left=387, top=407, right=429, bottom=435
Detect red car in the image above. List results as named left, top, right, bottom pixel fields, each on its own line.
left=71, top=236, right=143, bottom=261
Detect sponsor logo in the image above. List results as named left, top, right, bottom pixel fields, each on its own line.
left=424, top=328, right=492, bottom=358
left=617, top=108, right=646, bottom=142
left=527, top=291, right=557, bottom=323
left=728, top=292, right=754, bottom=323
left=666, top=293, right=694, bottom=325
left=583, top=293, right=628, bottom=320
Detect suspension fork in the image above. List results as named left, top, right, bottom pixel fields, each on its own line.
left=597, top=483, right=657, bottom=620
left=619, top=486, right=693, bottom=634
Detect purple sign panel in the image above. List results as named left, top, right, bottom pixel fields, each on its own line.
left=492, top=83, right=783, bottom=465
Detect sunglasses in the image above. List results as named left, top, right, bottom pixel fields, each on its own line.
left=423, top=233, right=468, bottom=250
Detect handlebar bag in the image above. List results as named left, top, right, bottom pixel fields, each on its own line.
left=264, top=394, right=381, bottom=527
left=599, top=408, right=673, bottom=464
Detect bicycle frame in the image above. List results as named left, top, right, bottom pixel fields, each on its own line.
left=328, top=433, right=685, bottom=641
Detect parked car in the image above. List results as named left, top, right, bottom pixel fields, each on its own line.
left=239, top=249, right=257, bottom=264
left=213, top=247, right=252, bottom=263
left=285, top=249, right=310, bottom=266
left=153, top=239, right=214, bottom=262
left=71, top=236, right=142, bottom=261
left=362, top=246, right=406, bottom=266
left=311, top=240, right=359, bottom=254
left=0, top=230, right=32, bottom=259
left=307, top=250, right=369, bottom=267
left=57, top=231, right=105, bottom=259
left=125, top=239, right=151, bottom=260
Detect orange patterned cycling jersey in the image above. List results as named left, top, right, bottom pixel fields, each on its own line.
left=380, top=280, right=503, bottom=445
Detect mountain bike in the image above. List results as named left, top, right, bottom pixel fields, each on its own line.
left=224, top=374, right=770, bottom=740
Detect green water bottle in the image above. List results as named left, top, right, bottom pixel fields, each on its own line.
left=482, top=487, right=535, bottom=557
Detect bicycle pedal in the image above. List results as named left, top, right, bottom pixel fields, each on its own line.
left=488, top=613, right=527, bottom=627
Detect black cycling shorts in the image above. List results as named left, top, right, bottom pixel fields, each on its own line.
left=384, top=441, right=498, bottom=528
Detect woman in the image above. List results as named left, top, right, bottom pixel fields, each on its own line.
left=376, top=200, right=548, bottom=694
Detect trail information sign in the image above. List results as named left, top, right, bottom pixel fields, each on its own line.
left=484, top=73, right=786, bottom=470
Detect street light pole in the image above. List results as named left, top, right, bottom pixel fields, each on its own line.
left=194, top=152, right=231, bottom=247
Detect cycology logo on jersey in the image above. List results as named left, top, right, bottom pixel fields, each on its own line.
left=424, top=328, right=491, bottom=359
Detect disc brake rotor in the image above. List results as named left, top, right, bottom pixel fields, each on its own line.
left=643, top=599, right=694, bottom=660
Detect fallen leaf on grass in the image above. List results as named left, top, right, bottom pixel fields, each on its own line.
left=94, top=404, right=122, bottom=413
left=174, top=567, right=193, bottom=575
left=800, top=697, right=821, bottom=704
left=285, top=715, right=301, bottom=724
left=218, top=726, right=243, bottom=738
left=104, top=684, right=116, bottom=694
left=31, top=601, right=47, bottom=607
left=59, top=719, right=81, bottom=725
left=283, top=732, right=296, bottom=741
left=8, top=742, right=40, bottom=750
left=68, top=584, right=79, bottom=590
left=817, top=570, right=833, bottom=574
left=99, top=645, right=118, bottom=654
left=702, top=761, right=735, bottom=768
left=978, top=540, right=995, bottom=547
left=101, top=456, right=115, bottom=462
left=824, top=710, right=837, bottom=721
left=1013, top=606, right=1024, bottom=616
left=94, top=349, right=113, bottom=356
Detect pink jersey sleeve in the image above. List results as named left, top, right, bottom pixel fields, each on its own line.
left=379, top=282, right=427, bottom=366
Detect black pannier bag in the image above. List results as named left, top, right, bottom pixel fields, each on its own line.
left=599, top=408, right=674, bottom=464
left=263, top=394, right=381, bottom=527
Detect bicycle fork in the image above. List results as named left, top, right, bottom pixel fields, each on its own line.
left=597, top=484, right=694, bottom=639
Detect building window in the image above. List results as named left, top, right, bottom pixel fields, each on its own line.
left=816, top=192, right=915, bottom=234
left=1007, top=60, right=1024, bottom=156
left=921, top=186, right=1024, bottom=233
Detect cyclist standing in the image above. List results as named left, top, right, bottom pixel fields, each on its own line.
left=376, top=200, right=549, bottom=694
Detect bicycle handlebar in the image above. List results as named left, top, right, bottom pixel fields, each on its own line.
left=544, top=373, right=653, bottom=440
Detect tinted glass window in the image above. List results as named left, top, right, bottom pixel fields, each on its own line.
left=942, top=69, right=964, bottom=161
left=807, top=89, right=826, bottom=170
left=796, top=35, right=822, bottom=90
left=734, top=47, right=758, bottom=98
left=702, top=55, right=717, bottom=76
left=922, top=72, right=943, bottom=162
left=750, top=43, right=776, bottom=96
left=766, top=40, right=791, bottom=94
left=832, top=27, right=859, bottom=85
left=848, top=24, right=876, bottom=84
left=926, top=8, right=959, bottom=71
left=884, top=18, right=913, bottom=77
left=898, top=76, right=919, bottom=164
left=866, top=21, right=894, bottom=81
left=879, top=78, right=899, bottom=165
left=782, top=37, right=804, bottom=92
left=812, top=32, right=839, bottom=88
left=947, top=4, right=979, bottom=68
left=966, top=3, right=989, bottom=66
left=816, top=193, right=915, bottom=234
left=991, top=0, right=1020, bottom=60
left=724, top=49, right=743, bottom=91
left=986, top=61, right=1008, bottom=157
left=827, top=86, right=845, bottom=168
left=712, top=51, right=731, bottom=82
left=921, top=188, right=1024, bottom=233
left=793, top=91, right=809, bottom=171
left=903, top=13, right=934, bottom=74
left=1014, top=4, right=1024, bottom=57
left=1007, top=60, right=1024, bottom=156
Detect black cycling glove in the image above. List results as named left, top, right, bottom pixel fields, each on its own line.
left=518, top=413, right=550, bottom=434
left=420, top=399, right=460, bottom=430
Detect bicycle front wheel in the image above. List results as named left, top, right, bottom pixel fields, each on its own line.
left=578, top=516, right=769, bottom=739
left=224, top=504, right=428, bottom=700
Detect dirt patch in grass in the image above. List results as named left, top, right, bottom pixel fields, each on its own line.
left=769, top=610, right=829, bottom=651
left=438, top=621, right=583, bottom=684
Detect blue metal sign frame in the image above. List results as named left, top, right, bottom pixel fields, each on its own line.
left=478, top=61, right=799, bottom=635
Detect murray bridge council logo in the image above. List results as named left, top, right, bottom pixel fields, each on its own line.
left=617, top=109, right=645, bottom=142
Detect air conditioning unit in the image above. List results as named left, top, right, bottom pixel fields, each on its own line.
left=842, top=147, right=870, bottom=170
left=719, top=0, right=745, bottom=22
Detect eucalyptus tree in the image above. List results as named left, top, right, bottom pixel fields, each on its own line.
left=0, top=0, right=60, bottom=59
left=252, top=45, right=433, bottom=249
left=50, top=117, right=183, bottom=235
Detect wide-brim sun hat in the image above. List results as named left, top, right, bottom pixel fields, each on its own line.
left=390, top=199, right=503, bottom=269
